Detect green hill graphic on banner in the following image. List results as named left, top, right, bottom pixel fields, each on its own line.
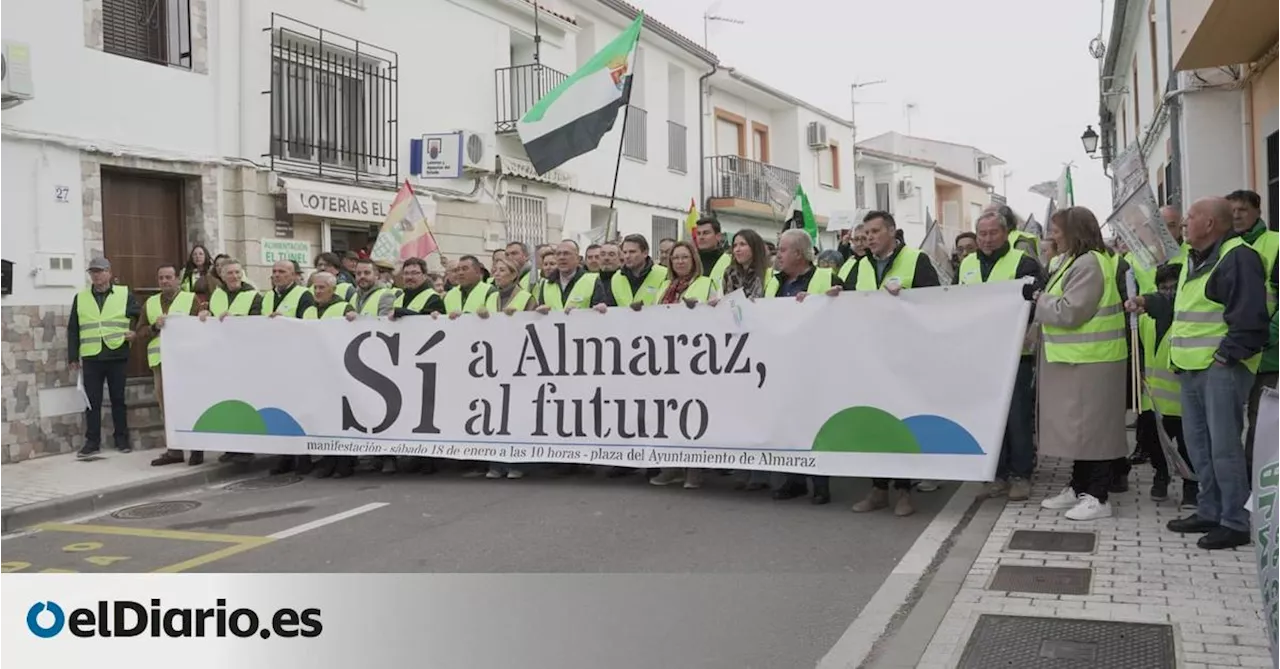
left=193, top=400, right=306, bottom=437
left=812, top=406, right=984, bottom=455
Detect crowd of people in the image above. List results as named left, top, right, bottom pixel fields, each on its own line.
left=67, top=189, right=1277, bottom=541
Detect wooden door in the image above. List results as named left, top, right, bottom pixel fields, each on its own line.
left=101, top=170, right=185, bottom=378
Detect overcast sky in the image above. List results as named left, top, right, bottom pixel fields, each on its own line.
left=632, top=0, right=1114, bottom=221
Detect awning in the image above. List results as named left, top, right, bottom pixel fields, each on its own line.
left=1174, top=0, right=1278, bottom=71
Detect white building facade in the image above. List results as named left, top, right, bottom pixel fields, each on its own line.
left=852, top=148, right=938, bottom=248
left=702, top=69, right=854, bottom=249
left=857, top=132, right=999, bottom=242
left=0, top=0, right=714, bottom=461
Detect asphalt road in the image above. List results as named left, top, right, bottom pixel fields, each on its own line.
left=3, top=464, right=956, bottom=669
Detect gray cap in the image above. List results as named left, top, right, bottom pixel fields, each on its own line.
left=87, top=257, right=111, bottom=271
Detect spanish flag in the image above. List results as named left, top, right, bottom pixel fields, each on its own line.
left=682, top=198, right=698, bottom=241
left=370, top=180, right=438, bottom=264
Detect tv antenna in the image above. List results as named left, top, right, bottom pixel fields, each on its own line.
left=703, top=12, right=745, bottom=50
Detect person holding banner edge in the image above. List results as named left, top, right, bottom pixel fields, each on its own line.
left=694, top=218, right=733, bottom=290
left=961, top=211, right=1043, bottom=501
left=842, top=211, right=941, bottom=517
left=536, top=240, right=608, bottom=313
left=1127, top=196, right=1269, bottom=550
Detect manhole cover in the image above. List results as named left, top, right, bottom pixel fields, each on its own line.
left=1009, top=530, right=1097, bottom=553
left=958, top=614, right=1174, bottom=668
left=988, top=565, right=1092, bottom=595
left=111, top=500, right=201, bottom=520
left=224, top=475, right=303, bottom=492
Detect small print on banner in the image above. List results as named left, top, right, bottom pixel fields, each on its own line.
left=160, top=282, right=1030, bottom=482
left=1251, top=387, right=1279, bottom=666
left=1107, top=182, right=1180, bottom=271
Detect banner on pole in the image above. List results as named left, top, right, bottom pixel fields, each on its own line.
left=1251, top=387, right=1279, bottom=666
left=162, top=283, right=1029, bottom=481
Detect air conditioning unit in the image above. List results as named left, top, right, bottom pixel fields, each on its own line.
left=897, top=178, right=914, bottom=198
left=2, top=40, right=35, bottom=108
left=806, top=122, right=828, bottom=149
left=460, top=130, right=493, bottom=172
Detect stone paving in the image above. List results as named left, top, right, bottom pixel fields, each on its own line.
left=916, top=457, right=1272, bottom=669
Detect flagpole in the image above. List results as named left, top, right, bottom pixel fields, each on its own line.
left=606, top=24, right=642, bottom=241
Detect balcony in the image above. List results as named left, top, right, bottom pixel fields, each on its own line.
left=705, top=155, right=799, bottom=219
left=268, top=14, right=399, bottom=184
left=495, top=63, right=569, bottom=134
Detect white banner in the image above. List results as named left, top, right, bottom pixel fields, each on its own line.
left=162, top=283, right=1030, bottom=481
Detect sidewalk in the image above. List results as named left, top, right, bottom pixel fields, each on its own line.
left=904, top=458, right=1271, bottom=669
left=1, top=449, right=265, bottom=532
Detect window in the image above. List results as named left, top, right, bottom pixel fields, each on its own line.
left=1121, top=106, right=1128, bottom=147
left=269, top=17, right=398, bottom=181
left=714, top=108, right=745, bottom=156
left=855, top=176, right=866, bottom=208
left=622, top=47, right=647, bottom=161
left=1156, top=163, right=1166, bottom=205
left=102, top=0, right=192, bottom=68
left=976, top=157, right=989, bottom=177
left=506, top=194, right=547, bottom=248
left=651, top=216, right=678, bottom=247
left=1267, top=131, right=1278, bottom=231
left=666, top=64, right=687, bottom=173
left=875, top=182, right=891, bottom=211
left=826, top=142, right=841, bottom=189
left=752, top=123, right=770, bottom=163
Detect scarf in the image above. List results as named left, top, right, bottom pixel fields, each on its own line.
left=496, top=282, right=518, bottom=309
left=660, top=275, right=693, bottom=305
left=722, top=265, right=764, bottom=298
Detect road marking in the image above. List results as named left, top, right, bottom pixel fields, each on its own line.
left=34, top=522, right=265, bottom=545
left=152, top=503, right=388, bottom=573
left=266, top=502, right=388, bottom=540
left=816, top=482, right=987, bottom=669
left=152, top=538, right=274, bottom=574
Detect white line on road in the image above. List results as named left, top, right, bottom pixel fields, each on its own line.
left=266, top=502, right=389, bottom=540
left=815, top=482, right=986, bottom=669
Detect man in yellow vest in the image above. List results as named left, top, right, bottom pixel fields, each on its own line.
left=69, top=256, right=142, bottom=458
left=312, top=252, right=355, bottom=301
left=445, top=256, right=495, bottom=318
left=534, top=240, right=606, bottom=313
left=1127, top=197, right=1269, bottom=550
left=262, top=259, right=316, bottom=320
left=584, top=244, right=604, bottom=274
left=1226, top=189, right=1278, bottom=477
left=843, top=211, right=942, bottom=517
left=658, top=237, right=677, bottom=268
left=302, top=271, right=355, bottom=320
left=767, top=229, right=840, bottom=505
left=391, top=257, right=445, bottom=320
left=694, top=218, right=733, bottom=289
left=606, top=234, right=668, bottom=308
left=962, top=212, right=1043, bottom=501
left=505, top=241, right=534, bottom=293
left=196, top=259, right=261, bottom=465
left=141, top=264, right=201, bottom=467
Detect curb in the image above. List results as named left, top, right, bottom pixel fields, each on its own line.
left=1, top=459, right=272, bottom=533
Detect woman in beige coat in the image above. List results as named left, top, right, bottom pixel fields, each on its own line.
left=1032, top=207, right=1129, bottom=521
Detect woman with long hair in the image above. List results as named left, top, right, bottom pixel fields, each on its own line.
left=720, top=229, right=774, bottom=491
left=1033, top=207, right=1129, bottom=521
left=649, top=241, right=719, bottom=490
left=180, top=245, right=213, bottom=292
left=721, top=229, right=771, bottom=298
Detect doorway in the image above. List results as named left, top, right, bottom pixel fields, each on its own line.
left=101, top=170, right=186, bottom=378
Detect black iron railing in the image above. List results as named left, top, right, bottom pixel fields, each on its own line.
left=495, top=63, right=568, bottom=134
left=705, top=155, right=799, bottom=205
left=667, top=121, right=687, bottom=173
left=102, top=0, right=192, bottom=68
left=267, top=14, right=398, bottom=183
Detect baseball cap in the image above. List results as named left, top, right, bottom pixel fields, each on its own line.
left=87, top=257, right=111, bottom=271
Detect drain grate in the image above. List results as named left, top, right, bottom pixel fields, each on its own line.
left=224, top=475, right=303, bottom=492
left=1009, top=530, right=1097, bottom=553
left=111, top=500, right=201, bottom=520
left=988, top=565, right=1092, bottom=595
left=958, top=615, right=1175, bottom=668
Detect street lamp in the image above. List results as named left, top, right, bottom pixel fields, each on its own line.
left=1081, top=125, right=1100, bottom=156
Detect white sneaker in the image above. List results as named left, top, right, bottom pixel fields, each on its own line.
left=1064, top=494, right=1112, bottom=521
left=1040, top=487, right=1080, bottom=510
left=915, top=480, right=939, bottom=492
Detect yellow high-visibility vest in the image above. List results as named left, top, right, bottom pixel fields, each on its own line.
left=76, top=285, right=131, bottom=359
left=1041, top=252, right=1127, bottom=364
left=144, top=292, right=195, bottom=368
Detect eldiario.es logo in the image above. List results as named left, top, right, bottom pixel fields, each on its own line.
left=26, top=599, right=322, bottom=639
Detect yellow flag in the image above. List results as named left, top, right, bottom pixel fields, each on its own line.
left=682, top=198, right=698, bottom=241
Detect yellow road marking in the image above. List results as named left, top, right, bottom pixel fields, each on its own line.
left=35, top=523, right=266, bottom=545
left=62, top=541, right=104, bottom=552
left=151, top=538, right=275, bottom=574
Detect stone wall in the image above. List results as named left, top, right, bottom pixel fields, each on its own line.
left=1, top=305, right=80, bottom=463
